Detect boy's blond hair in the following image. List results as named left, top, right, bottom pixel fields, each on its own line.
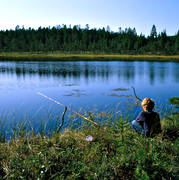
left=141, top=98, right=155, bottom=111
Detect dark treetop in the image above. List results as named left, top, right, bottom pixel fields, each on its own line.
left=0, top=24, right=179, bottom=55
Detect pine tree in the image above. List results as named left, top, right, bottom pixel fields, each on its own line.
left=150, top=25, right=157, bottom=38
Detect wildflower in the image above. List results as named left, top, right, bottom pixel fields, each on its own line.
left=86, top=135, right=93, bottom=141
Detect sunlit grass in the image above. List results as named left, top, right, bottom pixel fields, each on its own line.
left=0, top=112, right=178, bottom=179
left=1, top=52, right=179, bottom=61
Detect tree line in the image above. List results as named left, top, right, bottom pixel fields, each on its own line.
left=0, top=24, right=179, bottom=55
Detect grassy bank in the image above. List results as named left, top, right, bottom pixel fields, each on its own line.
left=0, top=114, right=178, bottom=179
left=0, top=52, right=179, bottom=61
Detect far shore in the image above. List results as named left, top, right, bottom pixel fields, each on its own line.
left=0, top=52, right=179, bottom=61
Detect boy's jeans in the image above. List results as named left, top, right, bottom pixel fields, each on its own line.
left=131, top=120, right=144, bottom=135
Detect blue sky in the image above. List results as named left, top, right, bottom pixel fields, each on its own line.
left=0, top=0, right=179, bottom=35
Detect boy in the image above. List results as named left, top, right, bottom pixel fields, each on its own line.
left=132, top=98, right=161, bottom=137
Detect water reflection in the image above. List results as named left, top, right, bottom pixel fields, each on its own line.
left=0, top=62, right=113, bottom=80
left=0, top=60, right=179, bottom=134
left=0, top=61, right=179, bottom=84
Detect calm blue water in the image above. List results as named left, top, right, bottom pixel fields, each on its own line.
left=0, top=61, right=178, bottom=132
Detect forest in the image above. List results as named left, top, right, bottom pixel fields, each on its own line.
left=0, top=24, right=179, bottom=55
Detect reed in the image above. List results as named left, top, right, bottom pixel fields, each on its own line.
left=1, top=52, right=179, bottom=61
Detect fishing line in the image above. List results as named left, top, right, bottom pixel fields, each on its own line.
left=37, top=92, right=98, bottom=126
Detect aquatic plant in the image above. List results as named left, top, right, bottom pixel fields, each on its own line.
left=169, top=97, right=179, bottom=109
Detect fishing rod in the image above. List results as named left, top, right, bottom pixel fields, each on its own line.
left=38, top=88, right=140, bottom=127
left=131, top=86, right=160, bottom=111
left=131, top=86, right=142, bottom=102
left=37, top=92, right=98, bottom=126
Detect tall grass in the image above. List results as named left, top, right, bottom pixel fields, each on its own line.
left=0, top=113, right=178, bottom=179
left=1, top=52, right=179, bottom=61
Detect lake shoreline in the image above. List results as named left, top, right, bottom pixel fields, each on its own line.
left=1, top=52, right=179, bottom=61
left=0, top=113, right=178, bottom=179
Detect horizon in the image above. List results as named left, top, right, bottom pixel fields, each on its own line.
left=0, top=24, right=178, bottom=37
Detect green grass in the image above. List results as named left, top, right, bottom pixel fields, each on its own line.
left=0, top=114, right=178, bottom=179
left=1, top=52, right=179, bottom=61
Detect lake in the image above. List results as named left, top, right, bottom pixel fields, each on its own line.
left=0, top=60, right=179, bottom=133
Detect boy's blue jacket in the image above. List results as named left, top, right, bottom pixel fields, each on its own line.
left=136, top=110, right=161, bottom=137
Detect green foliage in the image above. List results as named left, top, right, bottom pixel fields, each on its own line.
left=0, top=25, right=179, bottom=55
left=169, top=97, right=179, bottom=108
left=0, top=116, right=178, bottom=179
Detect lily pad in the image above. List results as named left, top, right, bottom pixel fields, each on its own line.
left=108, top=93, right=131, bottom=98
left=63, top=91, right=88, bottom=97
left=64, top=84, right=79, bottom=87
left=112, top=88, right=129, bottom=91
left=63, top=93, right=74, bottom=96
